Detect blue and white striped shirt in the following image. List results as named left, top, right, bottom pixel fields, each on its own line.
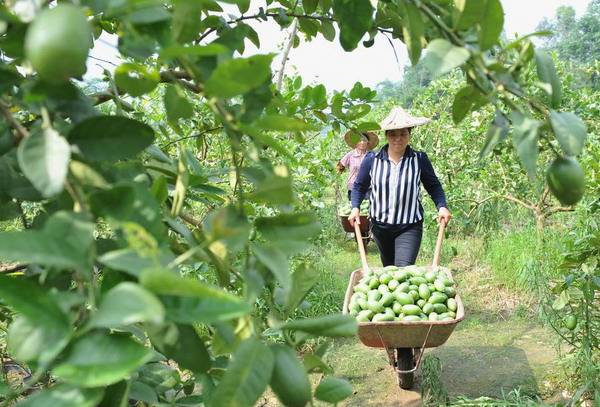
left=351, top=145, right=447, bottom=227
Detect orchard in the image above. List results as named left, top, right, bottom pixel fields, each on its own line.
left=0, top=0, right=598, bottom=406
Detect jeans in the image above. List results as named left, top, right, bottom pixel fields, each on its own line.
left=370, top=221, right=423, bottom=267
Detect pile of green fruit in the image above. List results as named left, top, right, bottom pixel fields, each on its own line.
left=347, top=265, right=459, bottom=322
left=338, top=200, right=369, bottom=216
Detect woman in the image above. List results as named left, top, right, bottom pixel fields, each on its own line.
left=348, top=107, right=452, bottom=267
left=337, top=130, right=378, bottom=200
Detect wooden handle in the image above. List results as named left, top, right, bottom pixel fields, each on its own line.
left=432, top=218, right=447, bottom=267
left=354, top=220, right=370, bottom=271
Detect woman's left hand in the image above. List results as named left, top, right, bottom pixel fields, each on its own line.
left=438, top=207, right=452, bottom=225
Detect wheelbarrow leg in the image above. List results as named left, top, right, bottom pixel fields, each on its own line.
left=396, top=348, right=414, bottom=389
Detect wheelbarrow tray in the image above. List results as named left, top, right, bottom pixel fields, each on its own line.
left=339, top=215, right=370, bottom=234
left=342, top=266, right=465, bottom=349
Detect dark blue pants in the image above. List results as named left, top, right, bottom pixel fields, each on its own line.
left=371, top=221, right=423, bottom=267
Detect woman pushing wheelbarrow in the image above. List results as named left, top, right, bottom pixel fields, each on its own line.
left=343, top=107, right=463, bottom=390
left=348, top=107, right=452, bottom=266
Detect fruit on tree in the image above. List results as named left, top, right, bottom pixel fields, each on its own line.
left=565, top=314, right=577, bottom=331
left=24, top=4, right=92, bottom=84
left=546, top=156, right=585, bottom=206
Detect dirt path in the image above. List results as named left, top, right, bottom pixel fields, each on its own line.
left=320, top=320, right=563, bottom=406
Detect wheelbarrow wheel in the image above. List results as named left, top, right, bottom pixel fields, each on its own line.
left=396, top=348, right=414, bottom=389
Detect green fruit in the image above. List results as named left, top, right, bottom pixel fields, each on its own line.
left=392, top=302, right=403, bottom=315
left=270, top=344, right=311, bottom=407
left=433, top=303, right=448, bottom=314
left=402, top=304, right=421, bottom=316
left=434, top=280, right=446, bottom=292
left=396, top=282, right=410, bottom=293
left=357, top=298, right=368, bottom=310
left=447, top=298, right=457, bottom=312
left=393, top=270, right=409, bottom=281
left=388, top=279, right=400, bottom=291
left=565, top=314, right=577, bottom=330
left=422, top=303, right=434, bottom=315
left=419, top=284, right=431, bottom=300
left=424, top=271, right=437, bottom=283
left=444, top=287, right=457, bottom=298
left=367, top=290, right=382, bottom=302
left=410, top=276, right=428, bottom=286
left=367, top=299, right=384, bottom=314
left=428, top=312, right=439, bottom=321
left=381, top=293, right=395, bottom=306
left=408, top=290, right=419, bottom=302
left=368, top=277, right=380, bottom=289
left=357, top=309, right=374, bottom=321
left=379, top=273, right=393, bottom=284
left=546, top=157, right=585, bottom=206
left=354, top=283, right=369, bottom=294
left=402, top=315, right=421, bottom=322
left=378, top=284, right=390, bottom=294
left=395, top=292, right=414, bottom=305
left=373, top=312, right=394, bottom=322
left=25, top=5, right=92, bottom=84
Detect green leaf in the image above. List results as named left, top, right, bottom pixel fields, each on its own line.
left=280, top=314, right=357, bottom=337
left=320, top=19, right=336, bottom=41
left=171, top=152, right=189, bottom=217
left=239, top=124, right=294, bottom=160
left=98, top=248, right=174, bottom=277
left=356, top=122, right=380, bottom=132
left=130, top=381, right=159, bottom=404
left=114, top=63, right=160, bottom=97
left=285, top=263, right=319, bottom=314
left=136, top=363, right=180, bottom=395
left=175, top=396, right=204, bottom=405
left=90, top=282, right=165, bottom=328
left=172, top=0, right=204, bottom=43
left=140, top=268, right=251, bottom=324
left=315, top=377, right=353, bottom=403
left=209, top=337, right=274, bottom=407
left=0, top=212, right=93, bottom=270
left=332, top=0, right=373, bottom=51
left=69, top=161, right=110, bottom=189
left=253, top=243, right=290, bottom=289
left=159, top=43, right=229, bottom=59
left=511, top=110, right=541, bottom=179
left=549, top=110, right=587, bottom=156
left=54, top=332, right=153, bottom=387
left=203, top=205, right=251, bottom=254
left=17, top=128, right=70, bottom=197
left=164, top=85, right=194, bottom=122
left=254, top=114, right=318, bottom=132
left=151, top=174, right=169, bottom=204
left=535, top=50, right=561, bottom=108
left=304, top=0, right=319, bottom=14
left=14, top=384, right=103, bottom=407
left=69, top=116, right=155, bottom=162
left=245, top=171, right=295, bottom=205
left=256, top=212, right=321, bottom=242
left=453, top=0, right=486, bottom=30
left=451, top=85, right=485, bottom=124
left=398, top=1, right=424, bottom=65
left=149, top=323, right=211, bottom=374
left=312, top=84, right=327, bottom=105
left=478, top=0, right=504, bottom=50
left=424, top=39, right=470, bottom=76
left=204, top=55, right=274, bottom=99
left=0, top=200, right=20, bottom=221
left=8, top=316, right=70, bottom=366
left=479, top=111, right=509, bottom=159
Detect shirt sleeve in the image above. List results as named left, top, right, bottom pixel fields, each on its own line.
left=351, top=152, right=373, bottom=208
left=339, top=151, right=351, bottom=167
left=420, top=152, right=448, bottom=210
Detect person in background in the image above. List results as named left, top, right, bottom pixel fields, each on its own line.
left=348, top=107, right=452, bottom=267
left=337, top=130, right=378, bottom=201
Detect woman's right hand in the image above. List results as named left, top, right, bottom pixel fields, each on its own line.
left=348, top=207, right=361, bottom=227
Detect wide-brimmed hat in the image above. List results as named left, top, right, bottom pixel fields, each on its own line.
left=379, top=107, right=432, bottom=131
left=344, top=130, right=379, bottom=150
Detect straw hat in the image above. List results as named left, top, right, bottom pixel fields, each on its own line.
left=378, top=106, right=432, bottom=131
left=344, top=130, right=379, bottom=150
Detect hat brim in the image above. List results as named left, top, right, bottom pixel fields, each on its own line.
left=344, top=130, right=379, bottom=150
left=378, top=107, right=432, bottom=131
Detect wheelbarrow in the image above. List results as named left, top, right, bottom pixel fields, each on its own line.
left=342, top=219, right=464, bottom=389
left=339, top=214, right=371, bottom=248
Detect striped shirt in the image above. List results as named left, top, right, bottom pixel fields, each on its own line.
left=351, top=145, right=447, bottom=227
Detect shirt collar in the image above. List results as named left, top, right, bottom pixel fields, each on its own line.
left=375, top=144, right=415, bottom=160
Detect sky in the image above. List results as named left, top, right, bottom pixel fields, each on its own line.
left=86, top=0, right=593, bottom=91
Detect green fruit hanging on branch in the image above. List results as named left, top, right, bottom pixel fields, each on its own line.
left=546, top=156, right=585, bottom=206
left=24, top=4, right=93, bottom=84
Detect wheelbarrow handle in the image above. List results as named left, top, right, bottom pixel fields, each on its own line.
left=432, top=218, right=447, bottom=267
left=354, top=220, right=370, bottom=271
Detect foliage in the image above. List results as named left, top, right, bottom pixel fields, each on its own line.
left=0, top=0, right=596, bottom=405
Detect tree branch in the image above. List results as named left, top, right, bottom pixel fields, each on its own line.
left=0, top=264, right=27, bottom=274
left=161, top=127, right=223, bottom=149
left=276, top=18, right=299, bottom=92
left=179, top=212, right=203, bottom=228
left=502, top=194, right=535, bottom=210
left=0, top=99, right=29, bottom=144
